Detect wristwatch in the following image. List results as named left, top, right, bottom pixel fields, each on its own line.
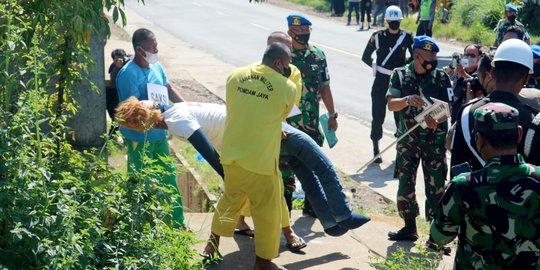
left=329, top=112, right=338, bottom=119
left=405, top=96, right=411, bottom=106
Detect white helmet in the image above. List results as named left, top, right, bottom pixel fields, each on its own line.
left=385, top=5, right=403, bottom=21
left=492, top=39, right=534, bottom=74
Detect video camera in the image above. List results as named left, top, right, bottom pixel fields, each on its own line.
left=463, top=76, right=487, bottom=97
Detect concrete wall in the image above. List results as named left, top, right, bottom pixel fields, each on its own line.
left=169, top=142, right=217, bottom=213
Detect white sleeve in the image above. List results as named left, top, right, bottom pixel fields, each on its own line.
left=162, top=104, right=201, bottom=139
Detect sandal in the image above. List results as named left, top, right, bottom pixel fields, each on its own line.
left=234, top=228, right=255, bottom=237
left=285, top=237, right=307, bottom=252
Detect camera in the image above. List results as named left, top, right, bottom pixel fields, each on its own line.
left=463, top=76, right=486, bottom=96
left=450, top=53, right=471, bottom=69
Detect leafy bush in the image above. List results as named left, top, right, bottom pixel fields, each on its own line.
left=519, top=0, right=540, bottom=37
left=452, top=0, right=504, bottom=29
left=370, top=245, right=441, bottom=270
left=0, top=1, right=202, bottom=268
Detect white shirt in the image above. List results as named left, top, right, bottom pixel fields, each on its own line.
left=162, top=102, right=226, bottom=151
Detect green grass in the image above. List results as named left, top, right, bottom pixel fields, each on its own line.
left=287, top=0, right=331, bottom=12
left=400, top=16, right=496, bottom=45
left=369, top=244, right=441, bottom=270
left=170, top=138, right=223, bottom=196
left=292, top=198, right=305, bottom=210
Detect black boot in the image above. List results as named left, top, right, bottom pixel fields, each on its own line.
left=388, top=219, right=418, bottom=241
left=373, top=140, right=382, bottom=163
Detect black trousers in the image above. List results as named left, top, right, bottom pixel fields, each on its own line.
left=370, top=73, right=396, bottom=141
left=347, top=2, right=360, bottom=24
left=360, top=0, right=372, bottom=23
left=334, top=0, right=345, bottom=15
left=416, top=20, right=432, bottom=37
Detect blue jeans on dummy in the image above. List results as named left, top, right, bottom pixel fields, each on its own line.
left=280, top=123, right=352, bottom=229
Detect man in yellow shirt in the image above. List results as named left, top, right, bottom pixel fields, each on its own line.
left=203, top=42, right=296, bottom=270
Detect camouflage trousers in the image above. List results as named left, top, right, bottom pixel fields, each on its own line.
left=395, top=140, right=447, bottom=221
left=279, top=161, right=297, bottom=213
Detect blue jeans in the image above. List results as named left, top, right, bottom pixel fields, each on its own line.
left=280, top=124, right=352, bottom=229
left=371, top=4, right=385, bottom=26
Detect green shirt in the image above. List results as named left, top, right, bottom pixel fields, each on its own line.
left=288, top=44, right=330, bottom=145
left=431, top=154, right=540, bottom=269
left=419, top=0, right=435, bottom=22
left=494, top=19, right=530, bottom=46
left=387, top=61, right=452, bottom=144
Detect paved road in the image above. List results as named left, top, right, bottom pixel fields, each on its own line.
left=126, top=0, right=461, bottom=132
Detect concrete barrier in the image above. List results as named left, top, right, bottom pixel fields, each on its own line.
left=169, top=141, right=217, bottom=213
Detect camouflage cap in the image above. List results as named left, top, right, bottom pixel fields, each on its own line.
left=473, top=102, right=519, bottom=133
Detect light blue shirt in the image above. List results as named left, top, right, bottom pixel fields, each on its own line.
left=116, top=61, right=169, bottom=142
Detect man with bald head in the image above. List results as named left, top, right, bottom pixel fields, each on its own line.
left=202, top=42, right=296, bottom=270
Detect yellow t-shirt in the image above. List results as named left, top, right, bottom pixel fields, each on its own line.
left=221, top=63, right=296, bottom=175
left=289, top=65, right=302, bottom=105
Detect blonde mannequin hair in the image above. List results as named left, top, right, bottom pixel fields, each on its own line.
left=115, top=96, right=164, bottom=131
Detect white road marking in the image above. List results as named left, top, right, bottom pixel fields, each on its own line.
left=311, top=41, right=361, bottom=59
left=250, top=23, right=270, bottom=30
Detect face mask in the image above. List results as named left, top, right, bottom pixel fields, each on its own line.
left=139, top=48, right=159, bottom=64
left=467, top=57, right=478, bottom=67
left=283, top=67, right=292, bottom=78
left=293, top=33, right=310, bottom=45
left=388, top=21, right=400, bottom=30
left=507, top=15, right=516, bottom=23
left=421, top=59, right=437, bottom=73
left=533, top=63, right=540, bottom=78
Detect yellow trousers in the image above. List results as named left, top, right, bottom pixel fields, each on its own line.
left=211, top=164, right=289, bottom=259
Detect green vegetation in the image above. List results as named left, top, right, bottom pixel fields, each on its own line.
left=292, top=198, right=305, bottom=210
left=0, top=1, right=202, bottom=268
left=370, top=245, right=441, bottom=270
left=287, top=0, right=540, bottom=45
left=288, top=0, right=332, bottom=12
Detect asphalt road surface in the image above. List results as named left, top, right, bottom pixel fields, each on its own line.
left=126, top=0, right=461, bottom=132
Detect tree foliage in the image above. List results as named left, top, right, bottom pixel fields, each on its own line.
left=0, top=0, right=202, bottom=268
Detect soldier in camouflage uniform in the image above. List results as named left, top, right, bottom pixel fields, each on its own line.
left=386, top=36, right=453, bottom=241
left=286, top=14, right=338, bottom=145
left=431, top=102, right=540, bottom=269
left=493, top=4, right=530, bottom=47
left=286, top=14, right=339, bottom=218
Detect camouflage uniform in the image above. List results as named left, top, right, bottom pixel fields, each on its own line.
left=287, top=45, right=330, bottom=146
left=431, top=104, right=540, bottom=269
left=387, top=61, right=453, bottom=221
left=494, top=19, right=530, bottom=46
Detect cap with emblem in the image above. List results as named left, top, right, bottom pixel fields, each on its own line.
left=473, top=102, right=519, bottom=133
left=413, top=35, right=439, bottom=53
left=504, top=3, right=518, bottom=12
left=287, top=14, right=312, bottom=26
